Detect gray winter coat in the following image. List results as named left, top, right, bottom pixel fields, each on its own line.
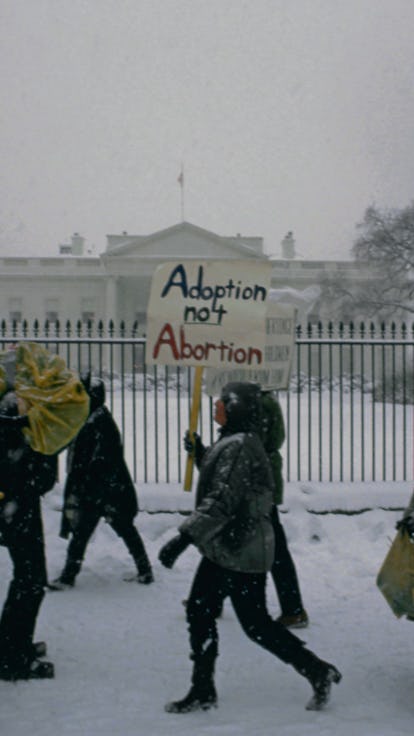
left=180, top=383, right=275, bottom=574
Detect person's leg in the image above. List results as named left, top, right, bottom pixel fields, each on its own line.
left=110, top=515, right=153, bottom=583
left=0, top=502, right=53, bottom=679
left=53, top=511, right=100, bottom=588
left=271, top=507, right=308, bottom=626
left=165, top=558, right=225, bottom=713
left=229, top=571, right=340, bottom=710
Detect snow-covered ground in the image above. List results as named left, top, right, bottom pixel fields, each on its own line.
left=1, top=479, right=414, bottom=736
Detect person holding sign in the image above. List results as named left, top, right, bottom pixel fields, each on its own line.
left=159, top=382, right=341, bottom=714
left=183, top=389, right=309, bottom=628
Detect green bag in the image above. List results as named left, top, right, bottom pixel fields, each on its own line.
left=376, top=529, right=414, bottom=620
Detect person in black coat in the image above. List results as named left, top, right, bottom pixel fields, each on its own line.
left=260, top=390, right=308, bottom=628
left=52, top=376, right=153, bottom=588
left=0, top=390, right=57, bottom=680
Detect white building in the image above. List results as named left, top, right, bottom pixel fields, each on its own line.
left=0, top=221, right=372, bottom=331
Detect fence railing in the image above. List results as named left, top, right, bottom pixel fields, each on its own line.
left=1, top=320, right=413, bottom=484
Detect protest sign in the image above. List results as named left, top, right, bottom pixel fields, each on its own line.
left=146, top=260, right=272, bottom=490
left=205, top=303, right=296, bottom=395
left=146, top=260, right=272, bottom=368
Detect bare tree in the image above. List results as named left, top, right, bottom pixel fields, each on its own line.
left=321, top=203, right=414, bottom=320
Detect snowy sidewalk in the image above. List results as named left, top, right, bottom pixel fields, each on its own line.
left=1, top=480, right=414, bottom=736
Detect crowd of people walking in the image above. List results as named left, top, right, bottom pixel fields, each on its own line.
left=1, top=366, right=413, bottom=718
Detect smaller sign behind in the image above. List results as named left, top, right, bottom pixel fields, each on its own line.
left=204, top=303, right=296, bottom=394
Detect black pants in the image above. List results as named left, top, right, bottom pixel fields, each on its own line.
left=0, top=497, right=47, bottom=673
left=186, top=557, right=305, bottom=669
left=61, top=509, right=150, bottom=580
left=271, top=507, right=304, bottom=616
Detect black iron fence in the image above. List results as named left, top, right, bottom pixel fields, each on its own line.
left=1, top=319, right=413, bottom=484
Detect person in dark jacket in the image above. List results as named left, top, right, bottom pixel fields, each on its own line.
left=159, top=382, right=341, bottom=714
left=260, top=390, right=308, bottom=628
left=52, top=376, right=153, bottom=589
left=0, top=390, right=57, bottom=680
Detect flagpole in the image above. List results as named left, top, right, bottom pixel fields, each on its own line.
left=181, top=178, right=184, bottom=221
left=178, top=164, right=185, bottom=221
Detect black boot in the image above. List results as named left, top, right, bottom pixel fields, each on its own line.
left=292, top=648, right=342, bottom=711
left=30, top=641, right=47, bottom=660
left=123, top=556, right=154, bottom=584
left=135, top=556, right=154, bottom=585
left=119, top=524, right=154, bottom=584
left=50, top=558, right=82, bottom=590
left=0, top=654, right=54, bottom=681
left=27, top=659, right=55, bottom=680
left=164, top=681, right=217, bottom=713
left=165, top=644, right=218, bottom=713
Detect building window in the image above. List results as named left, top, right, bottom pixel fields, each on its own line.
left=307, top=311, right=320, bottom=325
left=81, top=311, right=95, bottom=324
left=9, top=298, right=22, bottom=323
left=134, top=311, right=147, bottom=334
left=9, top=311, right=22, bottom=323
left=81, top=297, right=95, bottom=324
left=45, top=298, right=60, bottom=323
left=59, top=245, right=72, bottom=255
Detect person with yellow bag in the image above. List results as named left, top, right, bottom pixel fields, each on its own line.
left=396, top=491, right=414, bottom=542
left=0, top=389, right=58, bottom=680
left=377, top=490, right=414, bottom=621
left=11, top=342, right=90, bottom=456
left=0, top=343, right=90, bottom=680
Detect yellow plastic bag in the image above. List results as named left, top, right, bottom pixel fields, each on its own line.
left=376, top=529, right=414, bottom=619
left=10, top=342, right=90, bottom=455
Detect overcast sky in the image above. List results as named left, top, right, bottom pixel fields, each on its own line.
left=1, top=0, right=414, bottom=259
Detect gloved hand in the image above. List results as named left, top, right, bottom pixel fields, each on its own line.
left=396, top=514, right=414, bottom=542
left=183, top=431, right=205, bottom=467
left=158, top=533, right=191, bottom=569
left=184, top=430, right=198, bottom=454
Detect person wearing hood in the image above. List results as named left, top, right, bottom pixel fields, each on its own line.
left=0, top=390, right=57, bottom=680
left=260, top=389, right=308, bottom=628
left=159, top=382, right=341, bottom=714
left=52, top=374, right=153, bottom=589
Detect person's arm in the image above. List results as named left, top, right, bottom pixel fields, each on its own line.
left=396, top=490, right=414, bottom=541
left=158, top=531, right=192, bottom=568
left=272, top=398, right=286, bottom=450
left=179, top=440, right=248, bottom=546
left=0, top=413, right=29, bottom=429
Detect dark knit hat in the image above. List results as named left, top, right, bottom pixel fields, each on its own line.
left=220, top=382, right=262, bottom=432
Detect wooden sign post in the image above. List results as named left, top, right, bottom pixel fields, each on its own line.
left=183, top=366, right=204, bottom=491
